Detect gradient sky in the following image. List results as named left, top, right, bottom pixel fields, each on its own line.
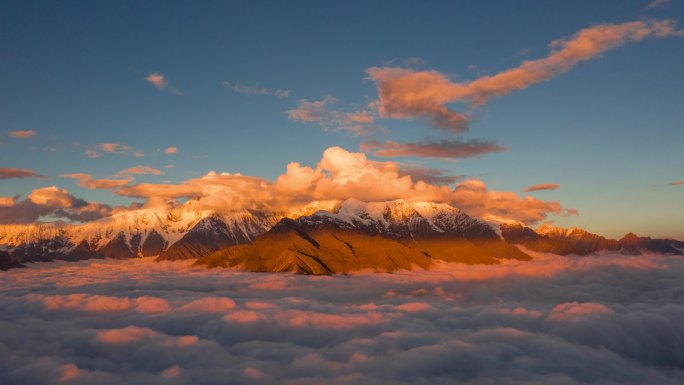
left=1, top=0, right=683, bottom=239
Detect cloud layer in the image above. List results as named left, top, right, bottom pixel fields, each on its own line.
left=1, top=252, right=683, bottom=384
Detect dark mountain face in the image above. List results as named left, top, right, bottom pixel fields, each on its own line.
left=501, top=224, right=683, bottom=256
left=196, top=201, right=531, bottom=274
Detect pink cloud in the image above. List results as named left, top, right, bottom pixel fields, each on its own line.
left=116, top=165, right=164, bottom=177
left=670, top=180, right=684, bottom=186
left=145, top=72, right=182, bottom=95
left=522, top=183, right=560, bottom=192
left=223, top=310, right=267, bottom=323
left=367, top=19, right=683, bottom=131
left=284, top=310, right=390, bottom=329
left=57, top=363, right=83, bottom=382
left=165, top=146, right=178, bottom=155
left=7, top=129, right=36, bottom=139
left=287, top=96, right=376, bottom=135
left=394, top=302, right=432, bottom=312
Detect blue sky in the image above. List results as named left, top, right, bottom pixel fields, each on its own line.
left=1, top=0, right=683, bottom=238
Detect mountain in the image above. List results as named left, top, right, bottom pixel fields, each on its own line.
left=0, top=207, right=279, bottom=266
left=195, top=199, right=531, bottom=274
left=501, top=223, right=683, bottom=256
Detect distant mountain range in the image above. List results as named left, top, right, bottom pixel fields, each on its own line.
left=1, top=199, right=682, bottom=273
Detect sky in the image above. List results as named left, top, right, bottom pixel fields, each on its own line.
left=1, top=0, right=683, bottom=239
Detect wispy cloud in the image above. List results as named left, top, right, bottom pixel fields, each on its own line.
left=0, top=167, right=46, bottom=180
left=145, top=72, right=182, bottom=95
left=366, top=19, right=683, bottom=132
left=670, top=180, right=684, bottom=186
left=223, top=81, right=290, bottom=99
left=647, top=0, right=672, bottom=10
left=164, top=146, right=178, bottom=155
left=83, top=143, right=144, bottom=159
left=116, top=165, right=164, bottom=177
left=396, top=165, right=463, bottom=185
left=7, top=130, right=36, bottom=139
left=287, top=96, right=376, bottom=135
left=523, top=183, right=561, bottom=192
left=360, top=138, right=506, bottom=159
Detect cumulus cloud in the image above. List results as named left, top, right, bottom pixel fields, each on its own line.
left=0, top=167, right=46, bottom=180
left=165, top=146, right=179, bottom=155
left=287, top=96, right=376, bottom=135
left=0, top=186, right=114, bottom=224
left=223, top=81, right=290, bottom=99
left=109, top=146, right=570, bottom=224
left=7, top=130, right=36, bottom=139
left=360, top=138, right=506, bottom=159
left=145, top=72, right=182, bottom=95
left=1, top=253, right=683, bottom=384
left=522, top=183, right=560, bottom=192
left=366, top=19, right=683, bottom=132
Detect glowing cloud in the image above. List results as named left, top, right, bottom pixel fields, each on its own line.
left=366, top=19, right=683, bottom=131
left=165, top=146, right=178, bottom=155
left=145, top=72, right=182, bottom=95
left=116, top=165, right=164, bottom=177
left=7, top=130, right=36, bottom=139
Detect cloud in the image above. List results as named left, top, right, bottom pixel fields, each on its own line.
left=522, top=183, right=560, bottom=192
left=396, top=165, right=463, bottom=185
left=145, top=72, right=182, bottom=95
left=84, top=143, right=144, bottom=159
left=647, top=0, right=672, bottom=10
left=62, top=173, right=131, bottom=190
left=287, top=96, right=376, bottom=135
left=366, top=19, right=683, bottom=132
left=360, top=138, right=507, bottom=159
left=109, top=146, right=570, bottom=224
left=0, top=186, right=114, bottom=224
left=223, top=81, right=290, bottom=98
left=7, top=130, right=36, bottom=139
left=165, top=146, right=178, bottom=155
left=670, top=180, right=684, bottom=186
left=0, top=167, right=46, bottom=180
left=116, top=166, right=164, bottom=177
left=1, top=253, right=684, bottom=384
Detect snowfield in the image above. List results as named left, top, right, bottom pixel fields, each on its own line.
left=1, top=252, right=683, bottom=385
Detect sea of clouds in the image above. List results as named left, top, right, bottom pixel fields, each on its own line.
left=1, top=251, right=683, bottom=385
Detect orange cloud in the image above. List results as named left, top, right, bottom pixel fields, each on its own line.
left=7, top=129, right=36, bottom=139
left=145, top=72, right=182, bottom=95
left=670, top=180, right=684, bottom=186
left=367, top=19, right=683, bottom=131
left=97, top=326, right=159, bottom=344
left=0, top=167, right=46, bottom=179
left=165, top=146, right=178, bottom=155
left=522, top=183, right=560, bottom=192
left=62, top=173, right=131, bottom=189
left=360, top=138, right=506, bottom=159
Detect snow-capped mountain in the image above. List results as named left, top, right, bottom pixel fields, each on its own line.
left=195, top=199, right=532, bottom=274
left=0, top=206, right=280, bottom=267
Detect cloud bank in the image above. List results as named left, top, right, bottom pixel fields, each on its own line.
left=1, top=252, right=683, bottom=384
